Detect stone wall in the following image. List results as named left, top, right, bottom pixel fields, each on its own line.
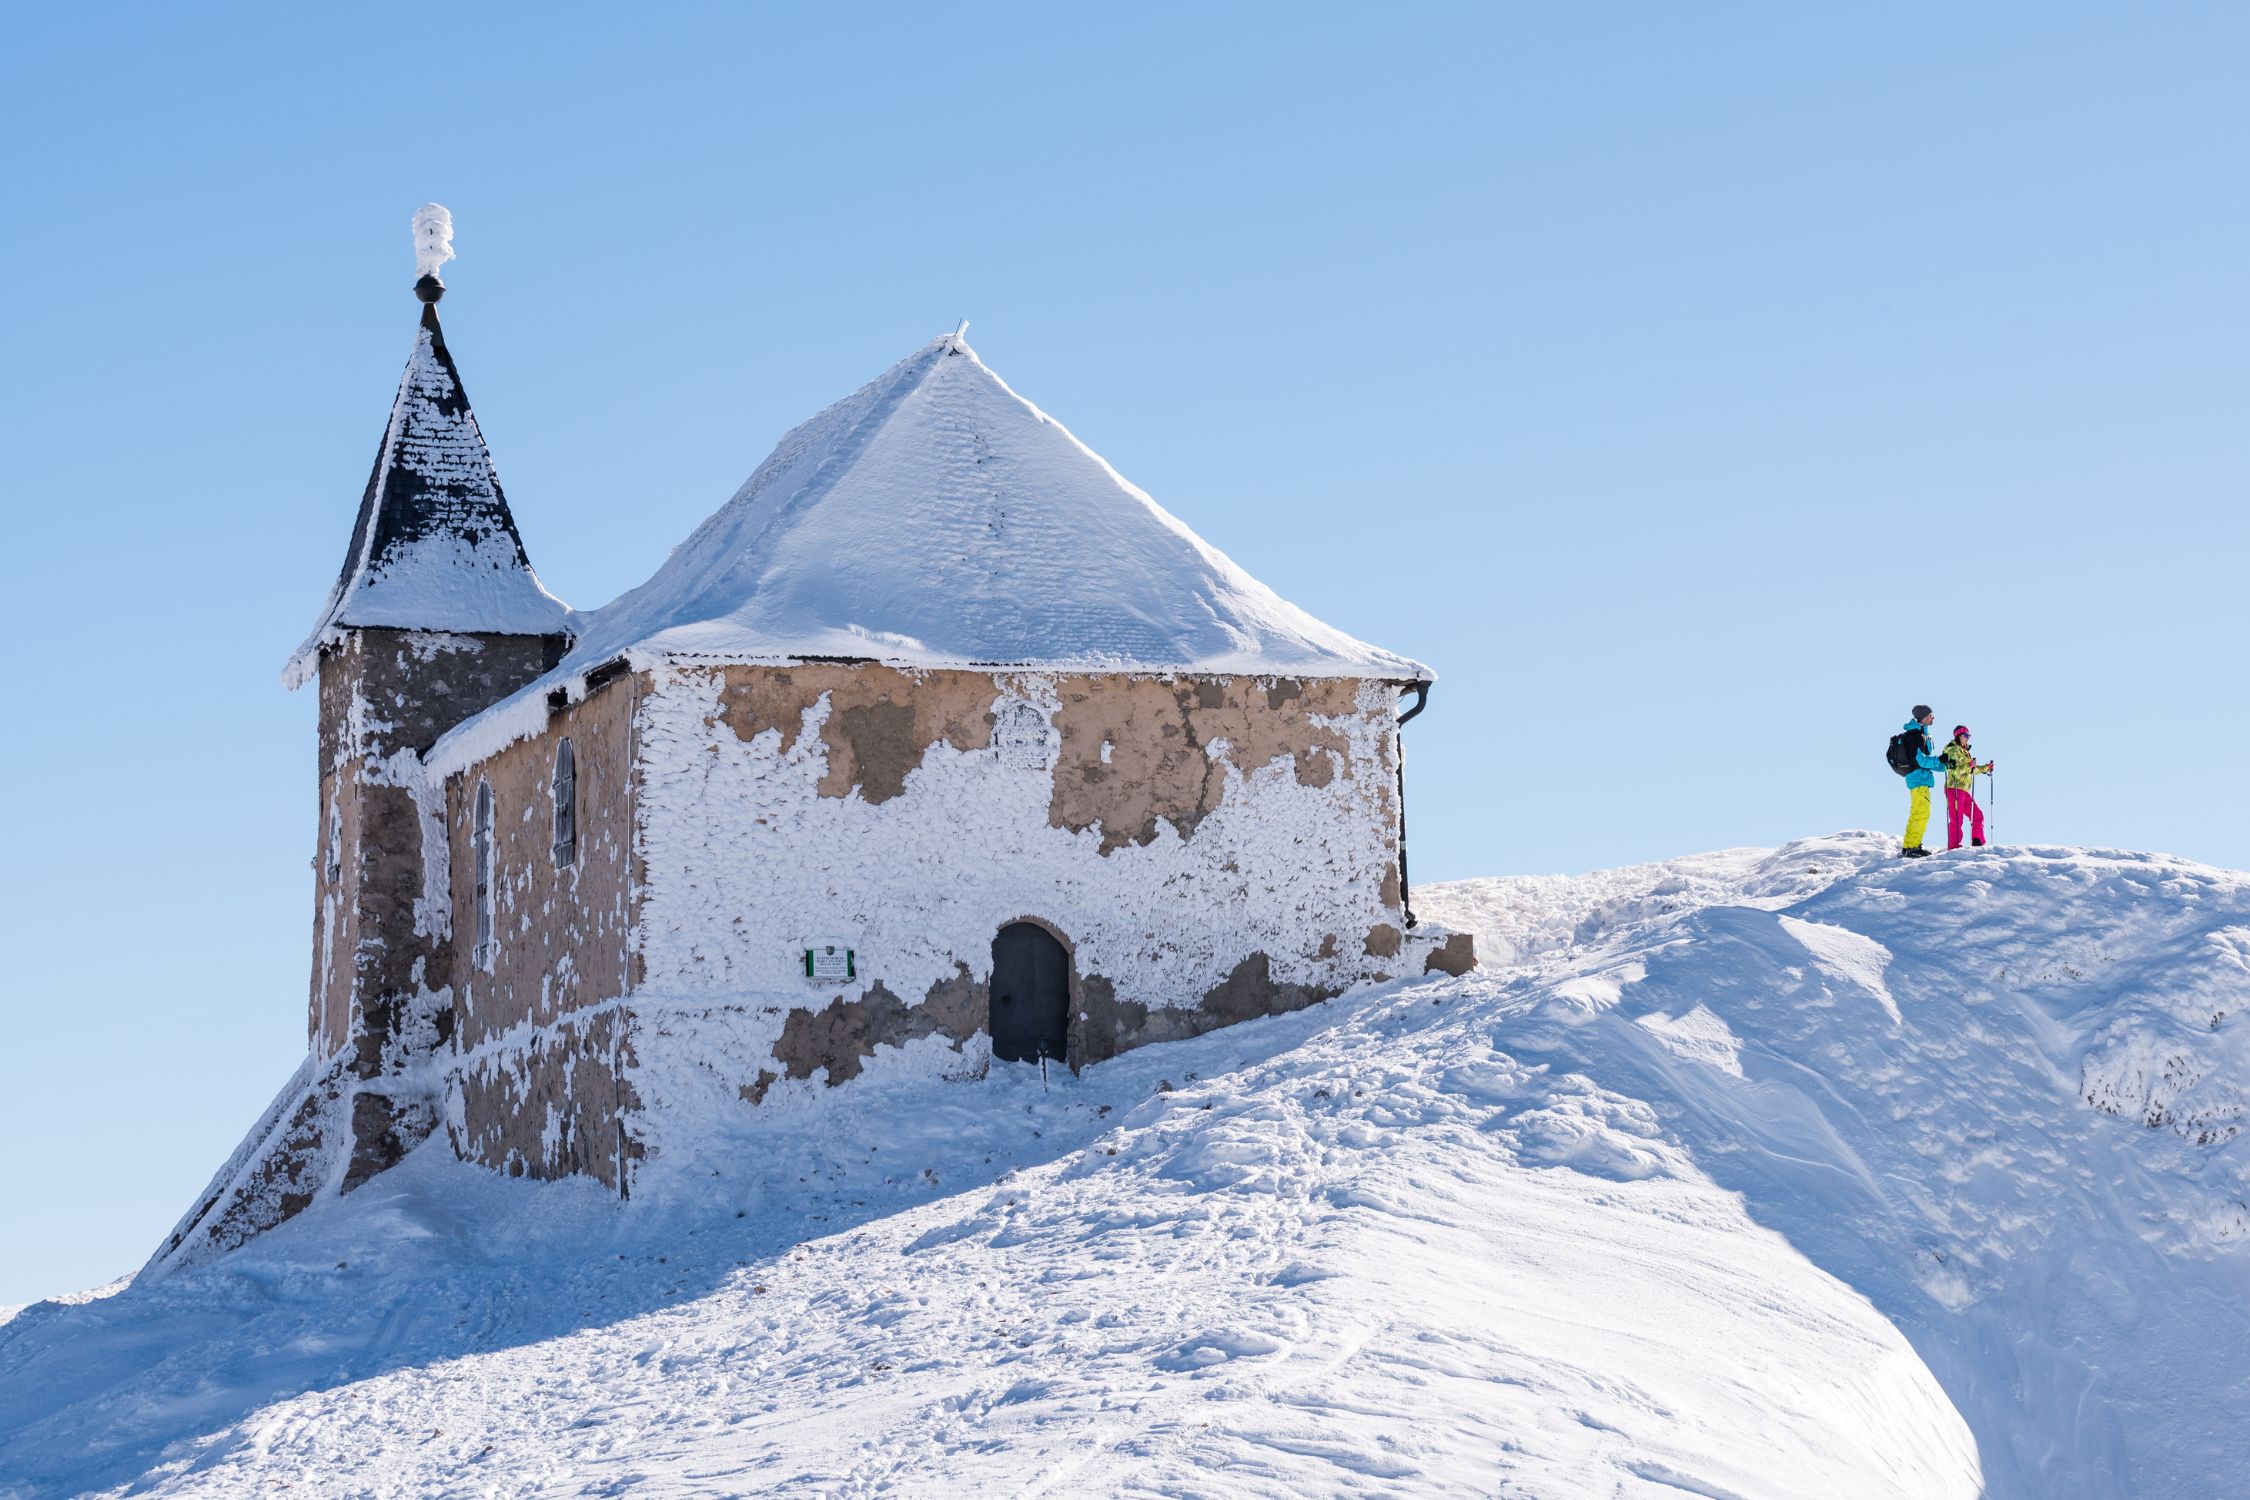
left=437, top=657, right=1464, bottom=1195
left=1046, top=674, right=1365, bottom=853
left=319, top=626, right=565, bottom=766
left=308, top=628, right=563, bottom=1056
left=443, top=669, right=640, bottom=1184
left=624, top=662, right=1419, bottom=1122
left=150, top=628, right=578, bottom=1269
left=453, top=1007, right=637, bottom=1190
left=305, top=625, right=566, bottom=1191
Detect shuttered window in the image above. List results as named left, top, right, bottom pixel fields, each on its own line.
left=551, top=736, right=578, bottom=868
left=472, top=779, right=495, bottom=971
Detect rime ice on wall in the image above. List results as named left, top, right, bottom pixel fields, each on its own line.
left=441, top=675, right=641, bottom=1187
left=600, top=663, right=1422, bottom=1158
left=633, top=664, right=1404, bottom=1005
left=166, top=624, right=568, bottom=1259
left=310, top=631, right=560, bottom=1051
left=428, top=659, right=1452, bottom=1189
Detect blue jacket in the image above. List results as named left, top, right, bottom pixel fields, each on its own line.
left=1901, top=721, right=1945, bottom=789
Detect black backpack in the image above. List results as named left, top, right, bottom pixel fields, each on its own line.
left=1885, top=729, right=1924, bottom=777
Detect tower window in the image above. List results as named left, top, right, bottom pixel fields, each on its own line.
left=552, top=736, right=578, bottom=868
left=472, top=779, right=496, bottom=971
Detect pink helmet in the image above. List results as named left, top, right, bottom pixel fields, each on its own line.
left=1953, top=725, right=1971, bottom=740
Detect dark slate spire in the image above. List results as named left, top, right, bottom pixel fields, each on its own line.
left=283, top=207, right=569, bottom=687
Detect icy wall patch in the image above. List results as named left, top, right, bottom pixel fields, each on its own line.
left=610, top=661, right=1414, bottom=1147
left=634, top=663, right=1404, bottom=1003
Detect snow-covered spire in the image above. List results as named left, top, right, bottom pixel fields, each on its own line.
left=282, top=211, right=569, bottom=688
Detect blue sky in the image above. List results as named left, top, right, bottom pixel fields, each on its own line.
left=1, top=4, right=2243, bottom=1304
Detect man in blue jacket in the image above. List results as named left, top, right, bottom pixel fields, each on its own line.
left=1900, top=705, right=1947, bottom=858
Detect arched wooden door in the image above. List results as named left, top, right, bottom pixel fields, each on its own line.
left=990, top=922, right=1070, bottom=1065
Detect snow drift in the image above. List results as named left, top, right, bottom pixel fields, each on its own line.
left=4, top=835, right=2247, bottom=1498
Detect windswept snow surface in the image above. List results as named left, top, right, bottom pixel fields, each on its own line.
left=6, top=834, right=2249, bottom=1497
left=1419, top=834, right=2250, bottom=1496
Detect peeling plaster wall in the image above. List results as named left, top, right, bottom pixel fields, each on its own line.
left=446, top=678, right=636, bottom=1045
left=1047, top=674, right=1365, bottom=853
left=309, top=693, right=361, bottom=1054
left=443, top=676, right=639, bottom=1183
left=451, top=1007, right=637, bottom=1190
left=622, top=661, right=1414, bottom=1146
left=308, top=628, right=559, bottom=1057
left=299, top=626, right=563, bottom=1196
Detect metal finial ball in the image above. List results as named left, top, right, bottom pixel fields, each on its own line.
left=414, top=274, right=446, bottom=304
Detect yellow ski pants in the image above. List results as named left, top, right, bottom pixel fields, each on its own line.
left=1904, top=785, right=1933, bottom=850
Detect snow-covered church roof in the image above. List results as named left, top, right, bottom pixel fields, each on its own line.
left=553, top=332, right=1429, bottom=683
left=283, top=281, right=569, bottom=688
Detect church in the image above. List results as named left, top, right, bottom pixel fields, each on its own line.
left=153, top=210, right=1472, bottom=1269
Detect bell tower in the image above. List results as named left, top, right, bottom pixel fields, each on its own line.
left=282, top=204, right=571, bottom=1186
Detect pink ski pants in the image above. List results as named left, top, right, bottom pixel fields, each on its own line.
left=1946, top=786, right=1985, bottom=850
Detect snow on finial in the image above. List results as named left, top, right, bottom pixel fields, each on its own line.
left=412, top=202, right=455, bottom=287
left=944, top=319, right=971, bottom=355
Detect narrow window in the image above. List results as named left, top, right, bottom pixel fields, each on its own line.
left=551, top=736, right=578, bottom=868
left=472, top=779, right=495, bottom=971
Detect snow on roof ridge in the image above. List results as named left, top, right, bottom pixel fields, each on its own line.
left=547, top=330, right=1430, bottom=682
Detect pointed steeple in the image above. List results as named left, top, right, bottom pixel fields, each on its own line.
left=283, top=206, right=569, bottom=688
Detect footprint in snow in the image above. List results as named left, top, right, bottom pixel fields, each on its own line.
left=1156, top=1330, right=1283, bottom=1370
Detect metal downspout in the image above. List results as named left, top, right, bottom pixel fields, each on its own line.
left=1395, top=682, right=1430, bottom=930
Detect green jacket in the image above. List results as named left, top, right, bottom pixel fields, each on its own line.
left=1940, top=741, right=1987, bottom=792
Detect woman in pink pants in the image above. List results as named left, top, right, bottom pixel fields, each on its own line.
left=1939, top=726, right=1993, bottom=850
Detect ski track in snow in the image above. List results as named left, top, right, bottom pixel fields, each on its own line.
left=5, top=832, right=2249, bottom=1498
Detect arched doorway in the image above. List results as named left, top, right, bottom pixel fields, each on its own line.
left=990, top=922, right=1070, bottom=1066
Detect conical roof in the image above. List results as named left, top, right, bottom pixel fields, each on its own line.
left=556, top=334, right=1428, bottom=682
left=283, top=299, right=569, bottom=688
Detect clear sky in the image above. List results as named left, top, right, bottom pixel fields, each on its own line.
left=2, top=4, right=2243, bottom=1305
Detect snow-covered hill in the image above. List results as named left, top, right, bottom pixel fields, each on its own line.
left=4, top=835, right=2246, bottom=1498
